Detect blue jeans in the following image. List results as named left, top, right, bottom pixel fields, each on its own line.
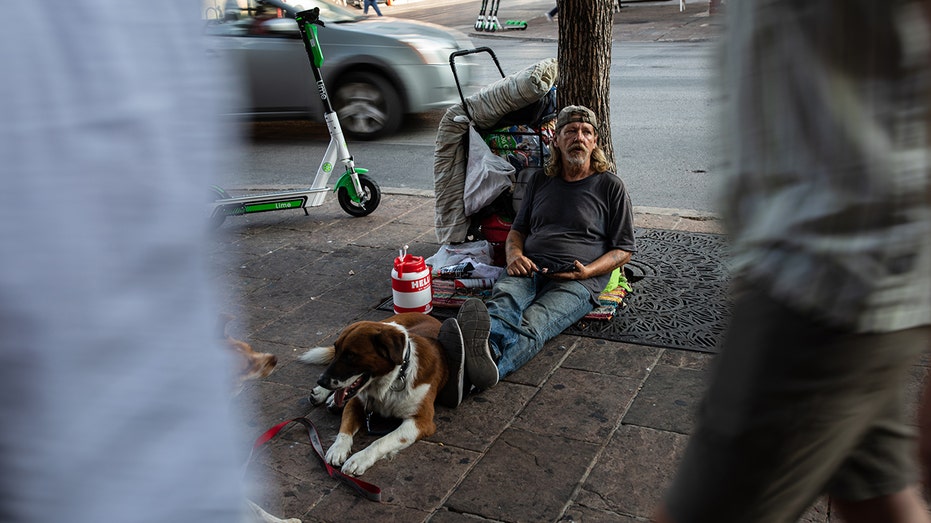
left=363, top=0, right=382, bottom=15
left=486, top=274, right=593, bottom=378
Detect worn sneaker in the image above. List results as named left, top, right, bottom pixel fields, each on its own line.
left=457, top=298, right=498, bottom=389
left=436, top=318, right=465, bottom=408
left=545, top=11, right=554, bottom=22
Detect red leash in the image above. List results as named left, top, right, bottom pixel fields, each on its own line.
left=247, top=417, right=382, bottom=502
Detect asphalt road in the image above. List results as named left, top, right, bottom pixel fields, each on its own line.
left=220, top=10, right=721, bottom=214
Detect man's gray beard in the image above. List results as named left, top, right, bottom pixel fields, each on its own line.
left=565, top=150, right=588, bottom=166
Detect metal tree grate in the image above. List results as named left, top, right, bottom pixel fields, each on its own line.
left=567, top=229, right=732, bottom=353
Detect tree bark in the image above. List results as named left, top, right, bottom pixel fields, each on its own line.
left=557, top=0, right=615, bottom=166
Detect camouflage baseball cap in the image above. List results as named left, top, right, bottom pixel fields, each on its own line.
left=555, top=105, right=599, bottom=133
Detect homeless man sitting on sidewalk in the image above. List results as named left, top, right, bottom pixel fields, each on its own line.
left=442, top=105, right=637, bottom=395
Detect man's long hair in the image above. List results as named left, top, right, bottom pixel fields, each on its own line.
left=544, top=142, right=614, bottom=177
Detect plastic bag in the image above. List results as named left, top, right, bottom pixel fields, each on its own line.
left=464, top=125, right=515, bottom=217
left=426, top=241, right=494, bottom=272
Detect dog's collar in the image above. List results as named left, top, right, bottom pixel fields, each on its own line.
left=389, top=339, right=412, bottom=392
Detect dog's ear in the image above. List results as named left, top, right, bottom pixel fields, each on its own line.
left=375, top=328, right=407, bottom=366
left=217, top=313, right=235, bottom=339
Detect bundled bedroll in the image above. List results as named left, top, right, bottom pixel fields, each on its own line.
left=433, top=57, right=558, bottom=244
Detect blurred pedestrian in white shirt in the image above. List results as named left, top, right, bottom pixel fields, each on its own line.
left=0, top=2, right=246, bottom=522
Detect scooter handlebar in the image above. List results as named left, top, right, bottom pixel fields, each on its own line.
left=295, top=7, right=324, bottom=27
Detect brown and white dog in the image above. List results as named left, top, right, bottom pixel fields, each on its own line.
left=220, top=314, right=300, bottom=523
left=300, top=313, right=450, bottom=476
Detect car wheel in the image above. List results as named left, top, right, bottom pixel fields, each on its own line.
left=333, top=71, right=402, bottom=140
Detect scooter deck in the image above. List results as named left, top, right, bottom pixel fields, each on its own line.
left=212, top=187, right=330, bottom=217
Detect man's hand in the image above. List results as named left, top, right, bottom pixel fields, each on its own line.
left=506, top=254, right=539, bottom=277
left=544, top=260, right=590, bottom=280
left=504, top=229, right=538, bottom=276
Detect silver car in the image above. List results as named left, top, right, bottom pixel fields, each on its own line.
left=205, top=0, right=475, bottom=139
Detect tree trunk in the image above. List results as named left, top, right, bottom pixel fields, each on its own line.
left=557, top=0, right=615, bottom=166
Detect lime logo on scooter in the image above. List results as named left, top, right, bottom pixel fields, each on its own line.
left=243, top=198, right=307, bottom=213
left=323, top=162, right=333, bottom=173
left=316, top=79, right=328, bottom=103
left=306, top=22, right=329, bottom=101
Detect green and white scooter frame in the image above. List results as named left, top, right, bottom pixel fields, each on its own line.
left=209, top=6, right=369, bottom=223
left=209, top=111, right=365, bottom=221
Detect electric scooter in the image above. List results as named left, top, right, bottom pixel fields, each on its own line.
left=474, top=0, right=487, bottom=31
left=209, top=6, right=381, bottom=229
left=484, top=0, right=500, bottom=32
left=473, top=0, right=527, bottom=32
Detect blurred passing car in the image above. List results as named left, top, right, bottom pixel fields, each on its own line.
left=205, top=0, right=475, bottom=139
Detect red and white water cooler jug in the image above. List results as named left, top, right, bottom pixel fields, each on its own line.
left=392, top=246, right=432, bottom=314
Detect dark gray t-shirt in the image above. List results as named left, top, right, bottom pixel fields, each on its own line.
left=511, top=169, right=636, bottom=299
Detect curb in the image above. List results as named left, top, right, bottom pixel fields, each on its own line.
left=381, top=187, right=721, bottom=221
left=226, top=185, right=720, bottom=222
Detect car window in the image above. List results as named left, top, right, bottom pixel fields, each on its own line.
left=296, top=1, right=361, bottom=23
left=205, top=1, right=362, bottom=36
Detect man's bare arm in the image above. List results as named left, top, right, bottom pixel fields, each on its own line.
left=504, top=229, right=539, bottom=276
left=548, top=249, right=631, bottom=281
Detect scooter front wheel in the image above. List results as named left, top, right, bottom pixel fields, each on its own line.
left=337, top=174, right=381, bottom=217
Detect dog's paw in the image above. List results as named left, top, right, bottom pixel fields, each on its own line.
left=308, top=386, right=332, bottom=406
left=325, top=434, right=353, bottom=467
left=341, top=448, right=378, bottom=476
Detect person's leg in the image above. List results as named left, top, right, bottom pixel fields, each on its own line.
left=657, top=289, right=928, bottom=523
left=459, top=274, right=540, bottom=389
left=461, top=277, right=591, bottom=386
left=485, top=274, right=542, bottom=360
left=921, top=365, right=931, bottom=499
left=833, top=487, right=930, bottom=523
left=371, top=0, right=383, bottom=16
left=493, top=279, right=592, bottom=377
left=363, top=0, right=370, bottom=14
left=825, top=325, right=931, bottom=523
